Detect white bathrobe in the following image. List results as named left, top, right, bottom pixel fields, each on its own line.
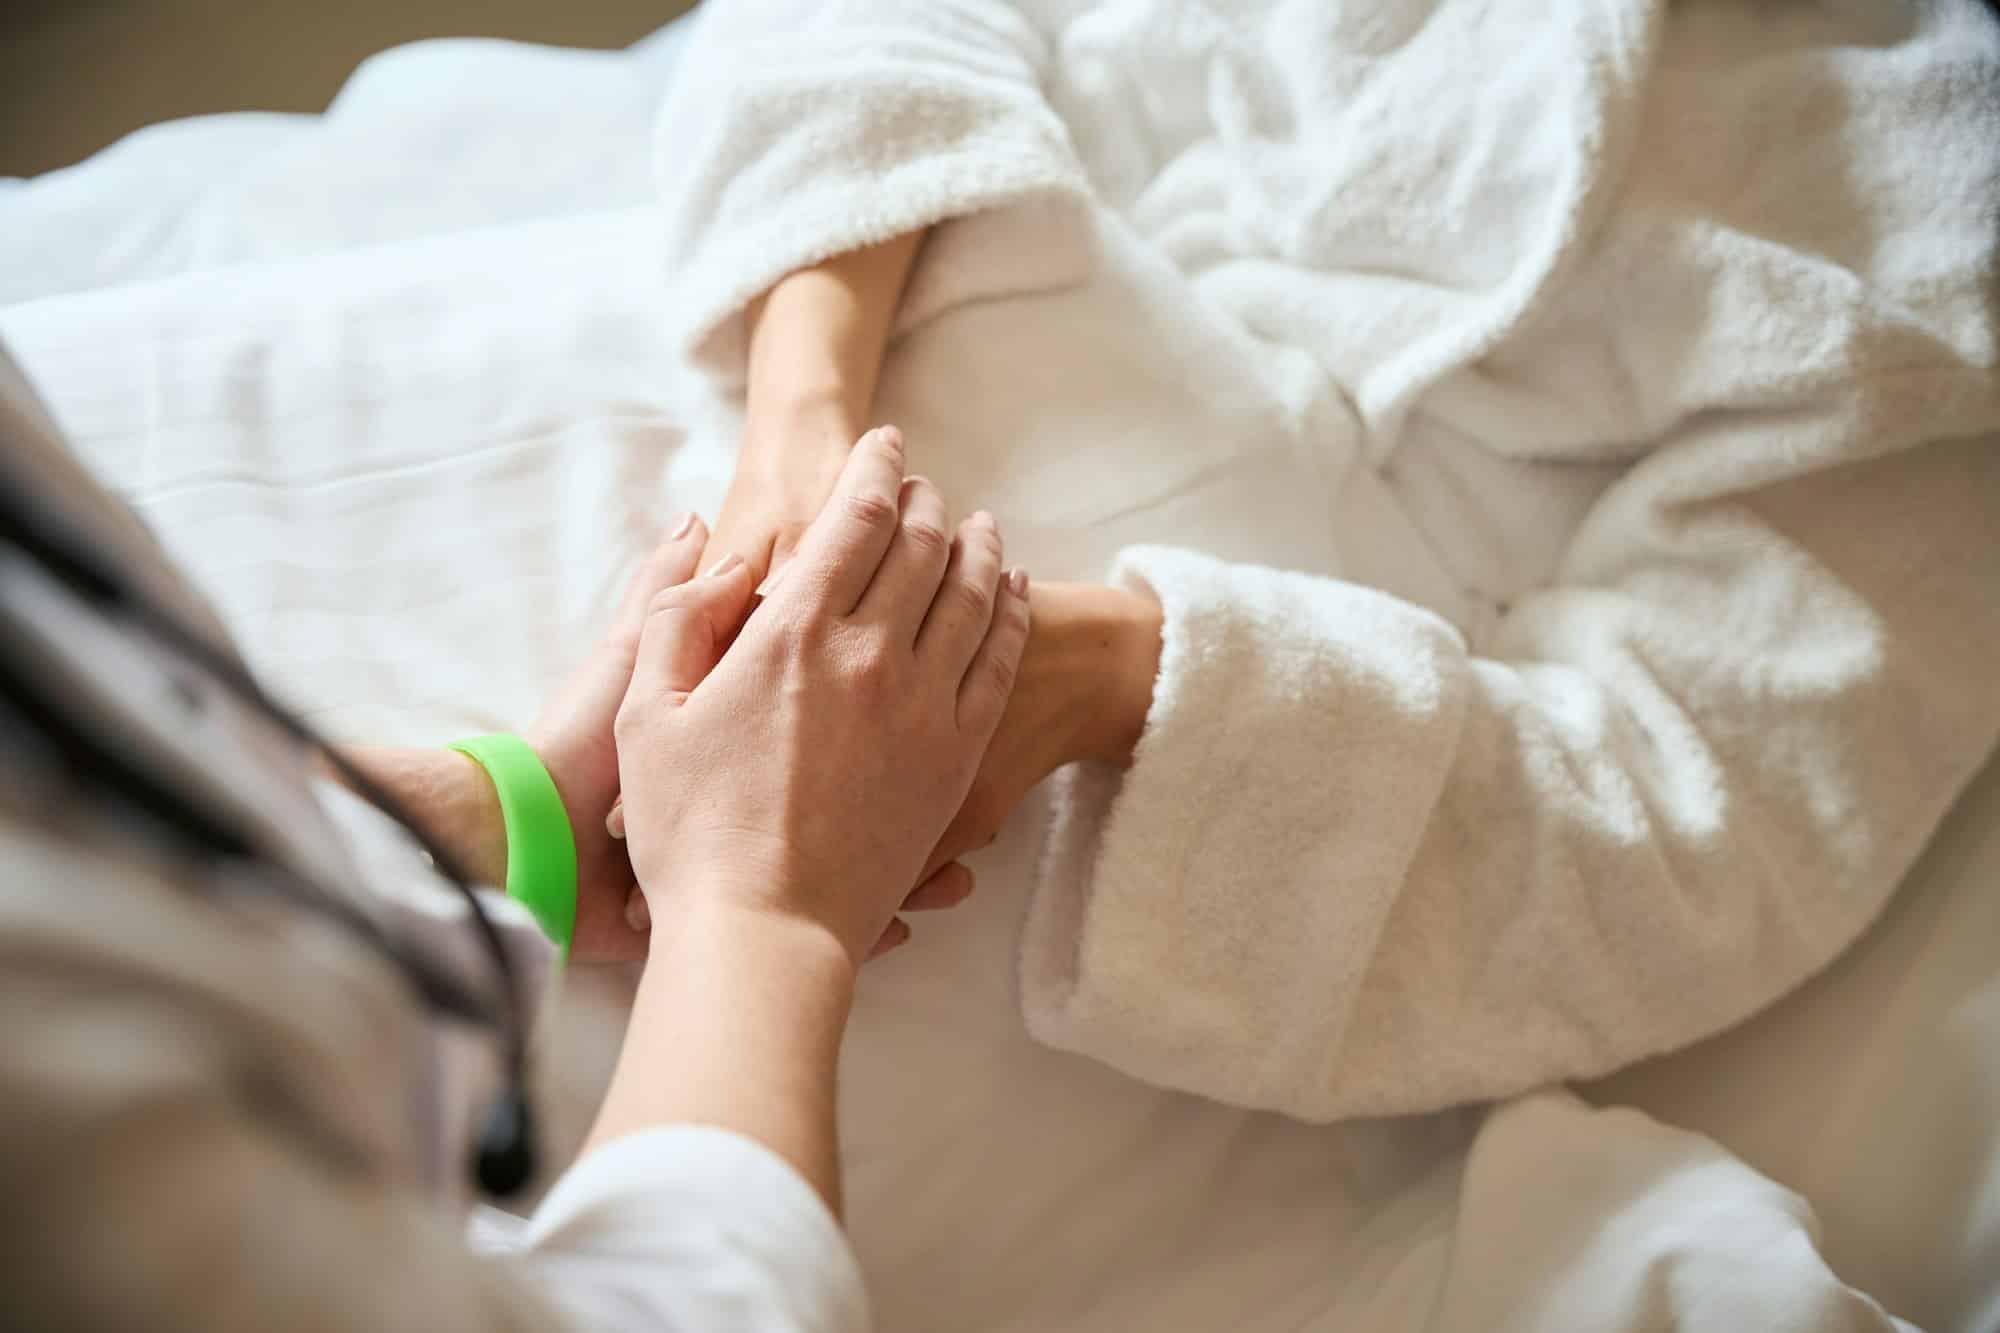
left=650, top=0, right=2000, bottom=1119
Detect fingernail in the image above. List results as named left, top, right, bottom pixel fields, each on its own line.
left=972, top=509, right=996, bottom=531
left=1006, top=567, right=1029, bottom=598
left=606, top=802, right=625, bottom=838
left=873, top=425, right=904, bottom=454
left=705, top=553, right=744, bottom=579
left=625, top=892, right=651, bottom=932
left=669, top=512, right=696, bottom=540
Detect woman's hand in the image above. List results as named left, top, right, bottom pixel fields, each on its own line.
left=334, top=517, right=716, bottom=964
left=614, top=426, right=1030, bottom=970
left=914, top=581, right=1163, bottom=894
left=522, top=513, right=715, bottom=962
left=705, top=409, right=853, bottom=589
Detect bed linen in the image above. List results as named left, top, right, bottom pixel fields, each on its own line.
left=651, top=0, right=2000, bottom=1127
left=2, top=14, right=1996, bottom=1333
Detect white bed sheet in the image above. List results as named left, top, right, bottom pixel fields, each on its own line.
left=0, top=26, right=688, bottom=305
left=3, top=20, right=1996, bottom=1333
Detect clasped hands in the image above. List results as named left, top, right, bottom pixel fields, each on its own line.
left=523, top=425, right=1162, bottom=969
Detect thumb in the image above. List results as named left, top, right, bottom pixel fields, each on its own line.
left=630, top=554, right=757, bottom=702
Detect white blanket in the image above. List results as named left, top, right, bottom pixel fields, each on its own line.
left=5, top=8, right=1998, bottom=1331
left=654, top=0, right=2000, bottom=1121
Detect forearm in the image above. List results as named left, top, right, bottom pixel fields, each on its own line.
left=584, top=899, right=856, bottom=1216
left=334, top=746, right=507, bottom=887
left=742, top=231, right=926, bottom=458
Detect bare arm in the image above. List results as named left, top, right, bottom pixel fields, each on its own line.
left=586, top=430, right=1029, bottom=1214
left=711, top=232, right=928, bottom=583
left=337, top=745, right=508, bottom=885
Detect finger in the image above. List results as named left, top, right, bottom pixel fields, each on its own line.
left=613, top=512, right=707, bottom=637
left=625, top=888, right=651, bottom=932
left=761, top=524, right=810, bottom=591
left=627, top=554, right=757, bottom=705
left=854, top=476, right=953, bottom=640
left=606, top=797, right=625, bottom=839
left=866, top=916, right=912, bottom=961
left=958, top=568, right=1031, bottom=737
left=915, top=512, right=1002, bottom=667
left=903, top=861, right=975, bottom=911
left=776, top=426, right=907, bottom=616
left=920, top=798, right=997, bottom=884
left=724, top=532, right=778, bottom=592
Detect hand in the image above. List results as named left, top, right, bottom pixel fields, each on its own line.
left=915, top=582, right=1163, bottom=893
left=706, top=415, right=853, bottom=590
left=614, top=426, right=1031, bottom=970
left=523, top=513, right=713, bottom=962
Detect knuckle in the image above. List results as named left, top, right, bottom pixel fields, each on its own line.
left=646, top=587, right=687, bottom=619
left=841, top=491, right=899, bottom=530
left=984, top=651, right=1019, bottom=697
left=900, top=518, right=950, bottom=559
left=851, top=640, right=898, bottom=687
left=827, top=629, right=886, bottom=682
left=771, top=601, right=825, bottom=650
left=605, top=624, right=644, bottom=663
left=949, top=576, right=993, bottom=620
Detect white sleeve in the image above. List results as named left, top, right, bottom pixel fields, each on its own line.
left=516, top=1127, right=870, bottom=1333
left=652, top=0, right=1090, bottom=384
left=1021, top=410, right=2000, bottom=1121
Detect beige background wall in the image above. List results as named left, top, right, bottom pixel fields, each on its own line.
left=1, top=0, right=697, bottom=178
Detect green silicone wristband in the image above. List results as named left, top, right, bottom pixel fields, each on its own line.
left=447, top=733, right=577, bottom=955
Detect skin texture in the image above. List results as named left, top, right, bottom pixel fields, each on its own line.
left=588, top=426, right=1030, bottom=1211
left=360, top=427, right=1027, bottom=1216
left=708, top=232, right=926, bottom=588
left=349, top=225, right=1164, bottom=1218
left=715, top=232, right=1167, bottom=901
left=348, top=508, right=974, bottom=964
left=341, top=513, right=718, bottom=961
left=917, top=580, right=1163, bottom=887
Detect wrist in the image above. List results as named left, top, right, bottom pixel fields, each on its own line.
left=591, top=888, right=855, bottom=1210
left=1030, top=583, right=1163, bottom=767
left=648, top=893, right=859, bottom=1004
left=336, top=747, right=509, bottom=886
left=742, top=388, right=861, bottom=471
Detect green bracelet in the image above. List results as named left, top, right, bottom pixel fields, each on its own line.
left=447, top=733, right=577, bottom=956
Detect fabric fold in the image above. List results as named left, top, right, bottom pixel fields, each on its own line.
left=653, top=0, right=1092, bottom=383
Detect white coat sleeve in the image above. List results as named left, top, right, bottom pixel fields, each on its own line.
left=516, top=1127, right=870, bottom=1333
left=316, top=786, right=871, bottom=1331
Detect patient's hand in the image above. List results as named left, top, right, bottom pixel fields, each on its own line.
left=916, top=582, right=1163, bottom=894
left=708, top=437, right=850, bottom=590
